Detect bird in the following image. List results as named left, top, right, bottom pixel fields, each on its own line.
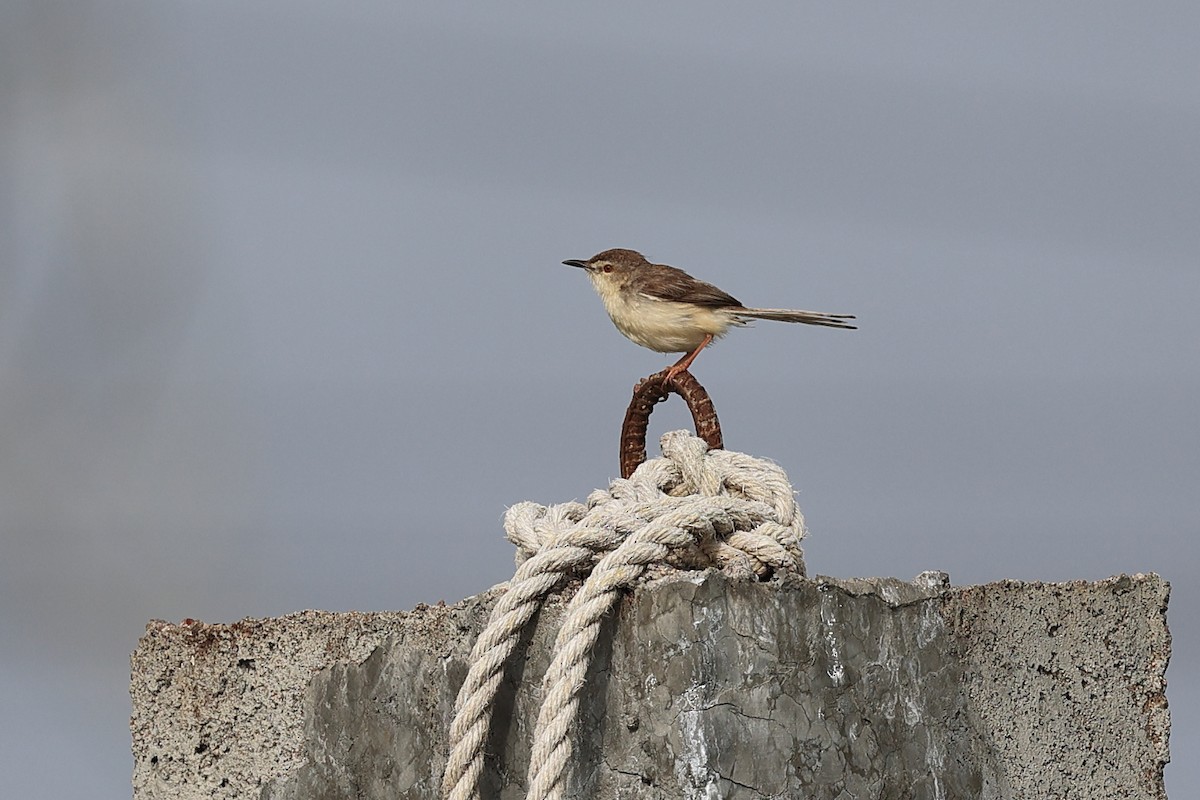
left=563, top=248, right=855, bottom=380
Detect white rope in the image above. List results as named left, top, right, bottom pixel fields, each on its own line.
left=441, top=431, right=806, bottom=800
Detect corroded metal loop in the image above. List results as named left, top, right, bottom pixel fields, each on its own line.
left=619, top=369, right=723, bottom=478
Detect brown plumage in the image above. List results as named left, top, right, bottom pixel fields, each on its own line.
left=563, top=248, right=855, bottom=378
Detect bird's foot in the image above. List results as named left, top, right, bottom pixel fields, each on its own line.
left=663, top=364, right=688, bottom=384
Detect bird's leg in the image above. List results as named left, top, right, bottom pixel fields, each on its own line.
left=664, top=334, right=713, bottom=383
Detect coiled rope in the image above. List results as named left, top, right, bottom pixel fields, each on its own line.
left=441, top=431, right=806, bottom=800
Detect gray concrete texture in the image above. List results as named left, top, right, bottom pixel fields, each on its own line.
left=130, top=571, right=1170, bottom=799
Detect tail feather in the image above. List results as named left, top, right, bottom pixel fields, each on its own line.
left=735, top=307, right=857, bottom=330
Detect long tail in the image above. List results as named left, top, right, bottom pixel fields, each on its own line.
left=735, top=307, right=857, bottom=330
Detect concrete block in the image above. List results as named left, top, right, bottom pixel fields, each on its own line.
left=130, top=571, right=1170, bottom=799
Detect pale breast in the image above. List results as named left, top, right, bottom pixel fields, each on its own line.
left=590, top=276, right=736, bottom=353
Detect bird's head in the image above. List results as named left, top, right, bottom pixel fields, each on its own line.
left=562, top=248, right=649, bottom=288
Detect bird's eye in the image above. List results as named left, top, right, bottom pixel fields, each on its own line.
left=602, top=265, right=613, bottom=273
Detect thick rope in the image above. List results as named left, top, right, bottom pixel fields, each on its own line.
left=441, top=431, right=806, bottom=800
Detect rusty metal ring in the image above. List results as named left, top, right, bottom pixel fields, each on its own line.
left=619, top=369, right=723, bottom=478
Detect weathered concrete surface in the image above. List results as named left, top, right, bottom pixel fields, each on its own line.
left=130, top=572, right=1170, bottom=799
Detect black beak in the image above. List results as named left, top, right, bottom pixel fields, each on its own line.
left=562, top=259, right=590, bottom=270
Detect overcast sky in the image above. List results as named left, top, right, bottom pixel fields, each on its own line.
left=2, top=3, right=1197, bottom=797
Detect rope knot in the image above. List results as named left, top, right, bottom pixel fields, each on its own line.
left=508, top=430, right=806, bottom=580
left=444, top=432, right=807, bottom=800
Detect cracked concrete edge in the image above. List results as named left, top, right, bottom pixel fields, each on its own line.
left=129, top=571, right=1171, bottom=800
left=129, top=585, right=505, bottom=799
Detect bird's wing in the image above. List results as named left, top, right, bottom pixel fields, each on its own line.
left=633, top=264, right=742, bottom=308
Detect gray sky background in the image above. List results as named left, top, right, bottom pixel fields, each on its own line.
left=2, top=3, right=1196, bottom=797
